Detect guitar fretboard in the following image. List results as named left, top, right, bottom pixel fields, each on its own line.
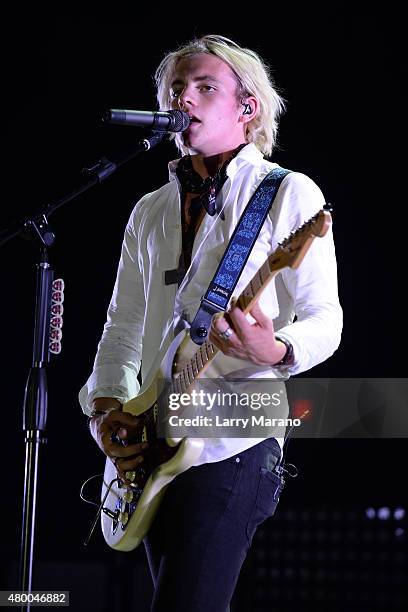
left=171, top=340, right=218, bottom=394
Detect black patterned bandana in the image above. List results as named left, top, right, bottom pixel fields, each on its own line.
left=175, top=143, right=246, bottom=216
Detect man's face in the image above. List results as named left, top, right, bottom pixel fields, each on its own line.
left=170, top=53, right=246, bottom=157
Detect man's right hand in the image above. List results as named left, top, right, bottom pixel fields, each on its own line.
left=88, top=398, right=149, bottom=485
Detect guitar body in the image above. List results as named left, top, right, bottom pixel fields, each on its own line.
left=101, top=435, right=204, bottom=552
left=101, top=329, right=206, bottom=552
left=101, top=328, right=269, bottom=551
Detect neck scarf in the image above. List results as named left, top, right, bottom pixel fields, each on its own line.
left=175, top=143, right=246, bottom=216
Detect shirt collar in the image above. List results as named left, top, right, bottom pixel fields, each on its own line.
left=168, top=143, right=265, bottom=182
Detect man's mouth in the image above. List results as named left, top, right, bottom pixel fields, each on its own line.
left=184, top=116, right=201, bottom=132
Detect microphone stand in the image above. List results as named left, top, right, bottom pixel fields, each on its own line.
left=0, top=130, right=165, bottom=611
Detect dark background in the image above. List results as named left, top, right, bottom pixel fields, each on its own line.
left=1, top=5, right=406, bottom=611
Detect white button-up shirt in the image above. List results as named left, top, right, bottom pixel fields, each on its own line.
left=79, top=144, right=342, bottom=463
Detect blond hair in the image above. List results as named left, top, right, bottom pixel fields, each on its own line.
left=154, top=34, right=286, bottom=157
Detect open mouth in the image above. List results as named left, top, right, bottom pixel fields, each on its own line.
left=184, top=116, right=201, bottom=132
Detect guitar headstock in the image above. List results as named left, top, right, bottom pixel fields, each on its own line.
left=271, top=209, right=332, bottom=271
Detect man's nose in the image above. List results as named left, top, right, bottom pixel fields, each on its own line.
left=178, top=87, right=194, bottom=109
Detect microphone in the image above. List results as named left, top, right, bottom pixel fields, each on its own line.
left=102, top=109, right=190, bottom=132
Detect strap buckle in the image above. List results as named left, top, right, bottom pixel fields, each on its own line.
left=189, top=297, right=226, bottom=345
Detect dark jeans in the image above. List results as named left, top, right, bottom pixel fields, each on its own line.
left=144, top=438, right=284, bottom=612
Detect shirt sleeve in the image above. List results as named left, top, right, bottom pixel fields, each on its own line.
left=78, top=201, right=146, bottom=415
left=270, top=172, right=343, bottom=375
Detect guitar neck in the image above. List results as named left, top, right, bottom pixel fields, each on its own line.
left=235, top=256, right=279, bottom=314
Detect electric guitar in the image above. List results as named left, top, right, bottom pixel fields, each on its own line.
left=99, top=208, right=332, bottom=551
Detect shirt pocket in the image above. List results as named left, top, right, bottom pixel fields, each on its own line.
left=146, top=222, right=181, bottom=277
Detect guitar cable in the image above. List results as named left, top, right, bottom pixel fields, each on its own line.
left=80, top=474, right=120, bottom=546
left=80, top=473, right=105, bottom=507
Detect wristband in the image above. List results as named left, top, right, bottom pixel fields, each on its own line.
left=273, top=336, right=295, bottom=367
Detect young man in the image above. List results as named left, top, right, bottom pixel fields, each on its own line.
left=79, top=35, right=342, bottom=611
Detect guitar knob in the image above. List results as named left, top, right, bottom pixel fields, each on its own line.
left=123, top=490, right=134, bottom=503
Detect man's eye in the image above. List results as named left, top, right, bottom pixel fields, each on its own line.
left=200, top=85, right=216, bottom=92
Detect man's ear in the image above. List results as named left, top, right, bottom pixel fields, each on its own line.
left=239, top=96, right=258, bottom=122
